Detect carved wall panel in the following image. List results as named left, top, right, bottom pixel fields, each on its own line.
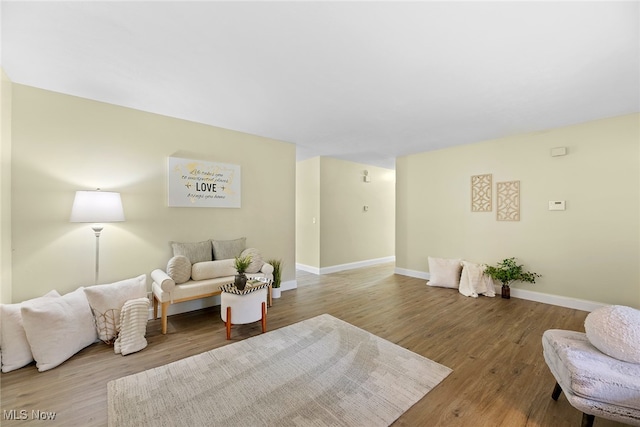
left=496, top=180, right=520, bottom=221
left=471, top=174, right=492, bottom=212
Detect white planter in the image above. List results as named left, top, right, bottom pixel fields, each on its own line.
left=272, top=287, right=281, bottom=299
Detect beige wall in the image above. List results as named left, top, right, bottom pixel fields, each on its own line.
left=320, top=157, right=395, bottom=268
left=295, top=157, right=320, bottom=267
left=9, top=84, right=296, bottom=303
left=397, top=114, right=640, bottom=308
left=296, top=156, right=395, bottom=271
left=0, top=69, right=12, bottom=304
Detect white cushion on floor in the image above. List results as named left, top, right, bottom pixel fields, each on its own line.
left=0, top=290, right=60, bottom=373
left=21, top=288, right=98, bottom=372
left=427, top=257, right=462, bottom=289
left=84, top=275, right=147, bottom=343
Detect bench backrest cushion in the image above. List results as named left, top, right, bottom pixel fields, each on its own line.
left=212, top=237, right=246, bottom=260
left=171, top=240, right=212, bottom=264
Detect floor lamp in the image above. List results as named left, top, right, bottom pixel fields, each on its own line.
left=70, top=189, right=125, bottom=284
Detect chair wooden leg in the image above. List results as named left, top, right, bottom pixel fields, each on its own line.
left=153, top=296, right=158, bottom=319
left=552, top=381, right=563, bottom=401
left=261, top=302, right=267, bottom=333
left=161, top=302, right=169, bottom=334
left=581, top=413, right=594, bottom=427
left=226, top=306, right=232, bottom=340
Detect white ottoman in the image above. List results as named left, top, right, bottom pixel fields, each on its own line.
left=221, top=287, right=268, bottom=340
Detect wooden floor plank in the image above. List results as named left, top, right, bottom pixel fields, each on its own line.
left=0, top=264, right=628, bottom=426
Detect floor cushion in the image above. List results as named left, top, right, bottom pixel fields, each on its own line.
left=84, top=274, right=147, bottom=343
left=0, top=290, right=60, bottom=373
left=427, top=256, right=462, bottom=289
left=21, top=287, right=98, bottom=372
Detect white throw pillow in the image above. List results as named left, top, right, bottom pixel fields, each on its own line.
left=84, top=275, right=147, bottom=343
left=0, top=290, right=60, bottom=373
left=458, top=262, right=496, bottom=298
left=241, top=248, right=264, bottom=274
left=585, top=305, right=640, bottom=364
left=21, top=287, right=98, bottom=372
left=427, top=257, right=462, bottom=289
left=167, top=256, right=191, bottom=284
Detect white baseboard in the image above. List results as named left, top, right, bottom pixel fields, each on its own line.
left=394, top=267, right=430, bottom=281
left=506, top=287, right=605, bottom=312
left=394, top=268, right=606, bottom=312
left=297, top=256, right=396, bottom=275
left=296, top=263, right=320, bottom=275
left=280, top=279, right=297, bottom=291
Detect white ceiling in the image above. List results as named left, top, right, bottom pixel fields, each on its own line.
left=2, top=1, right=638, bottom=169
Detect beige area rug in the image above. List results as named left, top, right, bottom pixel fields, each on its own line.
left=108, top=314, right=452, bottom=426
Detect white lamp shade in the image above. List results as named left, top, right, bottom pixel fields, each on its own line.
left=70, top=190, right=125, bottom=223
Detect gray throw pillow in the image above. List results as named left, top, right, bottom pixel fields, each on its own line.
left=170, top=240, right=212, bottom=264
left=212, top=237, right=246, bottom=260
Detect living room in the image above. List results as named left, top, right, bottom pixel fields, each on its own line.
left=6, top=78, right=637, bottom=312
left=1, top=1, right=639, bottom=426
left=2, top=80, right=638, bottom=313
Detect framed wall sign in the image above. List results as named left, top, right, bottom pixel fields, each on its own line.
left=168, top=157, right=241, bottom=208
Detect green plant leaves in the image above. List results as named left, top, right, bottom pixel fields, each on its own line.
left=483, top=257, right=541, bottom=287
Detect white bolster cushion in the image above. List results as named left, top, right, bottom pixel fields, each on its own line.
left=192, top=259, right=236, bottom=281
left=257, top=262, right=274, bottom=281
left=151, top=269, right=175, bottom=293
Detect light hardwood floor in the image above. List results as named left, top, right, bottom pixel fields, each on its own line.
left=0, top=264, right=627, bottom=426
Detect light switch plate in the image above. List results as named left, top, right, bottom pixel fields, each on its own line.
left=548, top=201, right=566, bottom=211
left=551, top=147, right=567, bottom=157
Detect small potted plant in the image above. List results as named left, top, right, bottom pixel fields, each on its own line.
left=267, top=258, right=282, bottom=299
left=484, top=257, right=541, bottom=299
left=234, top=255, right=252, bottom=290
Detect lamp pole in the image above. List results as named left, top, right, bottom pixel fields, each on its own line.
left=92, top=226, right=104, bottom=284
